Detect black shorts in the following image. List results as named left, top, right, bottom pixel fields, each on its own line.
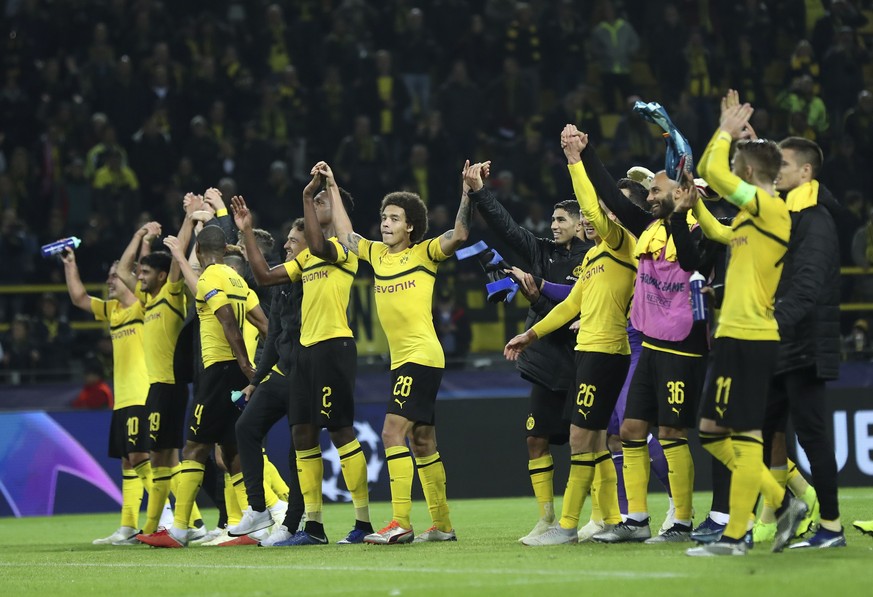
left=108, top=405, right=150, bottom=459
left=625, top=347, right=707, bottom=429
left=188, top=360, right=249, bottom=445
left=385, top=363, right=443, bottom=425
left=298, top=338, right=357, bottom=430
left=145, top=382, right=189, bottom=450
left=525, top=383, right=571, bottom=445
left=699, top=338, right=779, bottom=431
left=571, top=352, right=630, bottom=430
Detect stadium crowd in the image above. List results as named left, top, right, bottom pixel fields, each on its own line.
left=3, top=0, right=873, bottom=381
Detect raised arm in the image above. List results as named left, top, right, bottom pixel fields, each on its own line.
left=562, top=126, right=625, bottom=249
left=231, top=195, right=293, bottom=286
left=59, top=249, right=94, bottom=312
left=314, top=161, right=363, bottom=255
left=163, top=235, right=200, bottom=294
left=690, top=196, right=732, bottom=245
left=302, top=169, right=337, bottom=262
left=581, top=141, right=652, bottom=237
left=438, top=160, right=477, bottom=256
left=467, top=161, right=542, bottom=264
left=698, top=99, right=759, bottom=213
left=118, top=222, right=160, bottom=293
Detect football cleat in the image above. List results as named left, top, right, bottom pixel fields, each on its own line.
left=93, top=526, right=138, bottom=545
left=752, top=520, right=777, bottom=543
left=520, top=525, right=578, bottom=546
left=772, top=496, right=808, bottom=553
left=853, top=520, right=873, bottom=537
left=645, top=523, right=692, bottom=544
left=789, top=527, right=846, bottom=549
left=258, top=525, right=293, bottom=547
left=364, top=521, right=414, bottom=545
left=593, top=519, right=651, bottom=543
left=136, top=528, right=186, bottom=548
left=686, top=539, right=748, bottom=557
left=190, top=527, right=224, bottom=545
left=337, top=528, right=370, bottom=545
left=577, top=520, right=606, bottom=543
left=518, top=517, right=555, bottom=544
left=413, top=526, right=457, bottom=542
left=691, top=516, right=726, bottom=544
left=795, top=486, right=820, bottom=537
left=273, top=530, right=329, bottom=546
left=227, top=507, right=273, bottom=537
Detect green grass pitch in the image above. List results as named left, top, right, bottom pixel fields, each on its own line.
left=2, top=489, right=872, bottom=596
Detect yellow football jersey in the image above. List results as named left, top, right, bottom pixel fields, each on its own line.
left=196, top=263, right=254, bottom=368
left=90, top=297, right=149, bottom=409
left=359, top=237, right=448, bottom=369
left=136, top=279, right=186, bottom=384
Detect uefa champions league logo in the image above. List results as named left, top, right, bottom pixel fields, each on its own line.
left=321, top=419, right=384, bottom=501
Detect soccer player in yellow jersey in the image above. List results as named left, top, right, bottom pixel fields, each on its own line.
left=234, top=177, right=373, bottom=546
left=505, top=125, right=637, bottom=545
left=686, top=97, right=806, bottom=556
left=138, top=225, right=268, bottom=548
left=116, top=212, right=204, bottom=538
left=61, top=250, right=151, bottom=545
left=305, top=159, right=472, bottom=544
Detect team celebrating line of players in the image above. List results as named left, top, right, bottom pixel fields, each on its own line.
left=62, top=89, right=859, bottom=554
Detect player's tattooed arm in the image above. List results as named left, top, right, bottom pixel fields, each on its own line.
left=440, top=160, right=483, bottom=254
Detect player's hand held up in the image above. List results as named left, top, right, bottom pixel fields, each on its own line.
left=230, top=195, right=253, bottom=231
left=560, top=124, right=588, bottom=164
left=504, top=329, right=538, bottom=361
left=673, top=172, right=700, bottom=213
left=719, top=103, right=755, bottom=140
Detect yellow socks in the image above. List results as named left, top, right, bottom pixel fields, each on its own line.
left=133, top=459, right=153, bottom=493
left=622, top=439, right=650, bottom=519
left=297, top=446, right=324, bottom=524
left=724, top=435, right=765, bottom=540
left=144, top=465, right=173, bottom=533
left=170, top=464, right=203, bottom=528
left=661, top=438, right=694, bottom=524
left=230, top=472, right=250, bottom=512
left=761, top=465, right=788, bottom=523
left=528, top=454, right=555, bottom=521
left=172, top=460, right=205, bottom=531
left=594, top=451, right=621, bottom=524
left=700, top=433, right=736, bottom=471
left=558, top=453, right=595, bottom=530
left=264, top=453, right=290, bottom=502
left=387, top=446, right=414, bottom=528
left=416, top=452, right=452, bottom=532
left=120, top=468, right=143, bottom=529
left=338, top=439, right=370, bottom=523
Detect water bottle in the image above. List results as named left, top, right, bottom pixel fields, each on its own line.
left=230, top=390, right=247, bottom=411
left=690, top=271, right=707, bottom=322
left=41, top=237, right=82, bottom=258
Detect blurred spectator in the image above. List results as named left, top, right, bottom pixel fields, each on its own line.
left=821, top=26, right=869, bottom=126
left=433, top=287, right=471, bottom=367
left=821, top=137, right=872, bottom=199
left=842, top=318, right=871, bottom=361
left=334, top=115, right=392, bottom=208
left=397, top=144, right=439, bottom=207
left=184, top=115, right=221, bottom=186
left=485, top=57, right=536, bottom=140
left=59, top=157, right=92, bottom=233
left=92, top=148, right=140, bottom=226
left=492, top=170, right=525, bottom=222
left=521, top=202, right=550, bottom=237
left=396, top=8, right=439, bottom=117
left=356, top=50, right=409, bottom=154
left=787, top=40, right=820, bottom=92
left=437, top=61, right=482, bottom=161
left=611, top=96, right=660, bottom=174
left=1, top=315, right=41, bottom=383
left=129, top=114, right=174, bottom=205
left=843, top=90, right=873, bottom=163
left=542, top=0, right=587, bottom=94
left=32, top=292, right=72, bottom=373
left=589, top=0, right=640, bottom=111
left=648, top=3, right=688, bottom=106
left=70, top=355, right=114, bottom=409
left=778, top=75, right=830, bottom=141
